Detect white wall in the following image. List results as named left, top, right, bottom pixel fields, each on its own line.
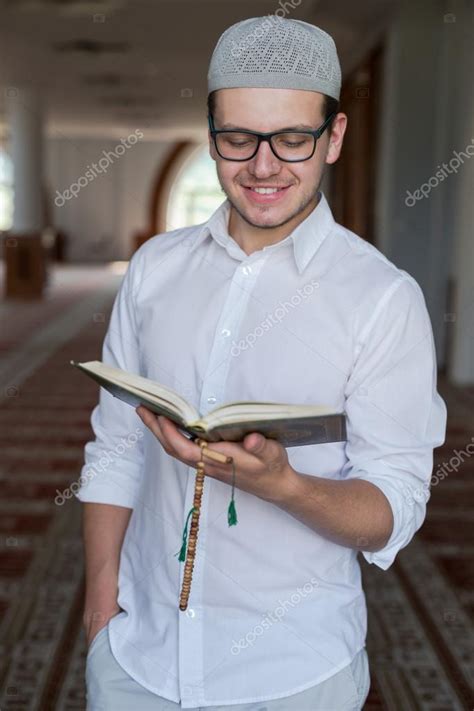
left=375, top=0, right=473, bottom=374
left=448, top=1, right=474, bottom=384
left=46, top=136, right=173, bottom=261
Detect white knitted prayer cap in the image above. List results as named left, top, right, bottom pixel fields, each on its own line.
left=208, top=16, right=341, bottom=101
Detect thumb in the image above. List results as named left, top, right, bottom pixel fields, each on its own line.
left=244, top=432, right=266, bottom=454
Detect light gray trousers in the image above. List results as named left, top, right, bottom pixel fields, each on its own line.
left=86, top=625, right=370, bottom=710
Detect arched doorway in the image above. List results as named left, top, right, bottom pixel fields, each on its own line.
left=137, top=141, right=224, bottom=252
left=166, top=144, right=224, bottom=231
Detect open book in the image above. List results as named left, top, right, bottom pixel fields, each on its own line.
left=71, top=360, right=346, bottom=447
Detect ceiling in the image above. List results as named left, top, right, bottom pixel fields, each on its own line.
left=0, top=0, right=399, bottom=141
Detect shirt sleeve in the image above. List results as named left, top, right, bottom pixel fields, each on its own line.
left=75, top=251, right=145, bottom=509
left=341, top=274, right=447, bottom=570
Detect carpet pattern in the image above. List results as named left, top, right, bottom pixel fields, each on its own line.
left=0, top=266, right=473, bottom=710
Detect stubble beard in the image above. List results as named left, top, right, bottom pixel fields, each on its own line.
left=217, top=173, right=323, bottom=231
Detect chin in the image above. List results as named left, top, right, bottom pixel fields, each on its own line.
left=244, top=195, right=303, bottom=227
left=237, top=201, right=289, bottom=227
left=247, top=210, right=287, bottom=227
left=229, top=187, right=287, bottom=216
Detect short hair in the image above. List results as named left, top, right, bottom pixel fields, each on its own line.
left=207, top=90, right=339, bottom=129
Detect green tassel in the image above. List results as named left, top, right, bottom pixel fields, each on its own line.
left=176, top=506, right=195, bottom=562
left=227, top=497, right=238, bottom=526
left=227, top=461, right=238, bottom=526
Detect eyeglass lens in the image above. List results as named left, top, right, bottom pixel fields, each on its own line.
left=215, top=132, right=315, bottom=161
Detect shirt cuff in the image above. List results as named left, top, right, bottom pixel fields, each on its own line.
left=75, top=483, right=138, bottom=509
left=74, top=459, right=140, bottom=509
left=354, top=474, right=428, bottom=570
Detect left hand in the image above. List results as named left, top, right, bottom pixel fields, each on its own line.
left=136, top=406, right=297, bottom=504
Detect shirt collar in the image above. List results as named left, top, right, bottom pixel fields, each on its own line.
left=189, top=191, right=335, bottom=274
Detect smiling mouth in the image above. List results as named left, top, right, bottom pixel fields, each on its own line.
left=245, top=186, right=291, bottom=193
left=242, top=185, right=292, bottom=202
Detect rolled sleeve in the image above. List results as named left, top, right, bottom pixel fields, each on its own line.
left=342, top=275, right=447, bottom=570
left=76, top=252, right=145, bottom=509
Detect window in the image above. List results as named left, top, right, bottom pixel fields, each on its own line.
left=0, top=148, right=13, bottom=231
left=166, top=145, right=224, bottom=231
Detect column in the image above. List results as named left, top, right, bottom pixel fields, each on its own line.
left=4, top=86, right=47, bottom=298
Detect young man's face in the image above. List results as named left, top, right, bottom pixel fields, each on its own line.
left=208, top=87, right=345, bottom=232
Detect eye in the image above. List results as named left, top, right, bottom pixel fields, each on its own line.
left=221, top=133, right=255, bottom=148
left=275, top=133, right=313, bottom=149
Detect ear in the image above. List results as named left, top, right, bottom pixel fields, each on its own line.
left=325, top=113, right=348, bottom=166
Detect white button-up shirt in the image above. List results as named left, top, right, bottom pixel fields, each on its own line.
left=77, top=192, right=447, bottom=707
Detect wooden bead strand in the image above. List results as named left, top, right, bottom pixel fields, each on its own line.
left=178, top=441, right=207, bottom=611
left=178, top=438, right=236, bottom=611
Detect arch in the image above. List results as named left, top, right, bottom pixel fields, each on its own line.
left=149, top=141, right=197, bottom=235
left=166, top=144, right=224, bottom=231
left=133, top=141, right=196, bottom=252
left=133, top=140, right=224, bottom=253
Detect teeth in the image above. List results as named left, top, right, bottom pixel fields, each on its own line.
left=251, top=187, right=279, bottom=194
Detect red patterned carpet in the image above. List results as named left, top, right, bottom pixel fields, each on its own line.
left=0, top=265, right=473, bottom=710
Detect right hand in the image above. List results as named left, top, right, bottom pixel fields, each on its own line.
left=83, top=603, right=122, bottom=647
left=83, top=577, right=122, bottom=648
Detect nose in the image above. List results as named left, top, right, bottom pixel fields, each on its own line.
left=247, top=139, right=281, bottom=179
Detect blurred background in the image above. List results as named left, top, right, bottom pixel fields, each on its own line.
left=0, top=0, right=473, bottom=708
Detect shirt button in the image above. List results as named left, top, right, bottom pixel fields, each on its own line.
left=242, top=265, right=252, bottom=275
left=221, top=328, right=231, bottom=337
left=186, top=608, right=195, bottom=618
left=207, top=396, right=217, bottom=404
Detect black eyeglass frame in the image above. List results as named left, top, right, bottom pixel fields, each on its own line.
left=208, top=111, right=336, bottom=163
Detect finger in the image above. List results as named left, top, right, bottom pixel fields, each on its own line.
left=136, top=409, right=187, bottom=461
left=243, top=432, right=266, bottom=452
left=136, top=406, right=166, bottom=443
left=199, top=451, right=235, bottom=480
left=211, top=435, right=272, bottom=465
left=242, top=433, right=286, bottom=470
left=158, top=416, right=202, bottom=463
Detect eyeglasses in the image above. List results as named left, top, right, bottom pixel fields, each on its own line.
left=208, top=112, right=336, bottom=163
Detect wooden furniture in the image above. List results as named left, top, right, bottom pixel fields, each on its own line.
left=3, top=233, right=48, bottom=298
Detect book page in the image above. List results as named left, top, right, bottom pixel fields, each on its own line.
left=72, top=361, right=199, bottom=422
left=189, top=401, right=339, bottom=430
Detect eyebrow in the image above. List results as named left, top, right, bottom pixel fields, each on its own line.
left=219, top=122, right=317, bottom=131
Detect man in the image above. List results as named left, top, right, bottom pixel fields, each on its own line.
left=78, top=16, right=447, bottom=711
